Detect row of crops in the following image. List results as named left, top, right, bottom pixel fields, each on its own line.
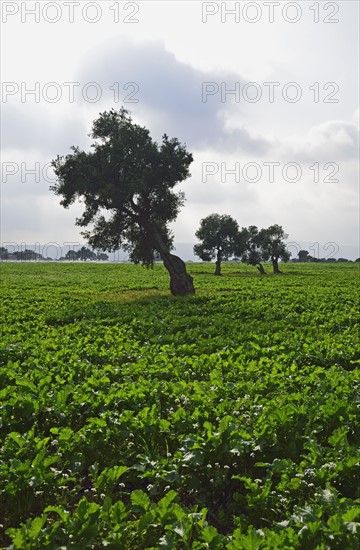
left=1, top=262, right=359, bottom=548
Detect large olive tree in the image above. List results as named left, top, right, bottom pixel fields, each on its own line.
left=51, top=108, right=195, bottom=296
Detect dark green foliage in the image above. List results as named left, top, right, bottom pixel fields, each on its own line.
left=10, top=249, right=44, bottom=261
left=64, top=247, right=108, bottom=261
left=65, top=246, right=97, bottom=261
left=51, top=108, right=191, bottom=259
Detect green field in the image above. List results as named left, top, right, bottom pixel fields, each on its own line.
left=1, top=262, right=359, bottom=549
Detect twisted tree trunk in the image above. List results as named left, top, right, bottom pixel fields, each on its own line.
left=249, top=259, right=266, bottom=274
left=214, top=248, right=222, bottom=276
left=256, top=263, right=266, bottom=275
left=165, top=253, right=195, bottom=296
left=151, top=228, right=195, bottom=296
left=272, top=256, right=282, bottom=274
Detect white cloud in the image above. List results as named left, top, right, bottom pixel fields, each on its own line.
left=279, top=120, right=359, bottom=162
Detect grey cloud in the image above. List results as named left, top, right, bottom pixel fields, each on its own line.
left=77, top=40, right=270, bottom=155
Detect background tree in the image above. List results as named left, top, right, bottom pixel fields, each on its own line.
left=96, top=252, right=109, bottom=261
left=193, top=214, right=239, bottom=275
left=13, top=250, right=43, bottom=261
left=240, top=226, right=267, bottom=275
left=65, top=247, right=99, bottom=260
left=298, top=249, right=311, bottom=262
left=78, top=246, right=97, bottom=261
left=51, top=108, right=195, bottom=296
left=0, top=247, right=9, bottom=260
left=259, top=224, right=290, bottom=273
left=65, top=250, right=78, bottom=261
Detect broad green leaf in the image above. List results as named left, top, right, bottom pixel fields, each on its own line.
left=131, top=490, right=151, bottom=512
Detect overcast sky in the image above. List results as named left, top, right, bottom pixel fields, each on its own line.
left=1, top=1, right=359, bottom=259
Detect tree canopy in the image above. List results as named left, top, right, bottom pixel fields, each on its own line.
left=298, top=250, right=311, bottom=262
left=194, top=214, right=239, bottom=275
left=64, top=247, right=108, bottom=261
left=259, top=224, right=291, bottom=273
left=239, top=225, right=267, bottom=274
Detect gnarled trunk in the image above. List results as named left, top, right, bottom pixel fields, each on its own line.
left=249, top=259, right=266, bottom=274
left=272, top=256, right=282, bottom=274
left=214, top=248, right=222, bottom=276
left=151, top=229, right=195, bottom=296
left=166, top=253, right=195, bottom=296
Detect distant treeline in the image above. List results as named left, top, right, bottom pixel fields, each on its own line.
left=1, top=245, right=358, bottom=264
left=293, top=252, right=359, bottom=263
left=0, top=246, right=109, bottom=262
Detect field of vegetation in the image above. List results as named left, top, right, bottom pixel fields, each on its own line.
left=1, top=261, right=359, bottom=549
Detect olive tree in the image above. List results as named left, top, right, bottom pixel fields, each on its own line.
left=259, top=224, right=290, bottom=273
left=51, top=108, right=195, bottom=296
left=239, top=225, right=267, bottom=275
left=193, top=214, right=239, bottom=275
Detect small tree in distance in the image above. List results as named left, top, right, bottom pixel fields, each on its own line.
left=239, top=226, right=267, bottom=275
left=65, top=250, right=78, bottom=261
left=78, top=246, right=97, bottom=261
left=298, top=250, right=311, bottom=262
left=51, top=108, right=195, bottom=296
left=96, top=252, right=109, bottom=261
left=0, top=247, right=9, bottom=260
left=259, top=224, right=290, bottom=273
left=65, top=247, right=109, bottom=261
left=194, top=214, right=239, bottom=275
